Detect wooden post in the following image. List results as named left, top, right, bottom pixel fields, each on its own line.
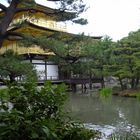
left=89, top=70, right=92, bottom=89
left=71, top=83, right=76, bottom=92
left=45, top=60, right=47, bottom=80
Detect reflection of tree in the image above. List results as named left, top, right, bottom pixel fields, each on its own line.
left=67, top=94, right=119, bottom=124
left=112, top=97, right=140, bottom=128
left=128, top=101, right=140, bottom=127
left=67, top=94, right=140, bottom=130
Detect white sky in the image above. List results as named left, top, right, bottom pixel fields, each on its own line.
left=79, top=0, right=140, bottom=41
left=2, top=0, right=140, bottom=41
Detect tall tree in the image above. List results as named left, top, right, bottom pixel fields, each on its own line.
left=0, top=0, right=87, bottom=48
left=26, top=33, right=91, bottom=78
left=81, top=36, right=113, bottom=87
left=111, top=29, right=140, bottom=89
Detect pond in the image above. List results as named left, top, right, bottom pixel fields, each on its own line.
left=66, top=90, right=140, bottom=139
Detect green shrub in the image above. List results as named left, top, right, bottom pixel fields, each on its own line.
left=136, top=92, right=140, bottom=101
left=99, top=87, right=112, bottom=98
left=0, top=80, right=95, bottom=140
left=60, top=123, right=96, bottom=140
left=0, top=88, right=9, bottom=100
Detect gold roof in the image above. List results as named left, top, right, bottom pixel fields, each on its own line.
left=17, top=45, right=55, bottom=55
left=0, top=3, right=69, bottom=21
left=0, top=3, right=101, bottom=56
left=0, top=44, right=55, bottom=56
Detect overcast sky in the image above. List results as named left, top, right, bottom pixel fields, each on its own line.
left=79, top=0, right=140, bottom=41
left=35, top=0, right=140, bottom=41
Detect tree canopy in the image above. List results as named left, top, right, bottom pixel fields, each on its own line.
left=110, top=29, right=140, bottom=89
left=0, top=50, right=36, bottom=84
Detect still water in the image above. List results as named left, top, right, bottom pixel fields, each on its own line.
left=66, top=91, right=140, bottom=139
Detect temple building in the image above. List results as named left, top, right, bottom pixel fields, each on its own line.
left=0, top=2, right=101, bottom=81
left=0, top=3, right=67, bottom=80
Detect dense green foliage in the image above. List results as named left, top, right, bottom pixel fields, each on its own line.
left=0, top=50, right=36, bottom=84
left=24, top=29, right=140, bottom=90
left=84, top=36, right=113, bottom=87
left=109, top=29, right=140, bottom=89
left=21, top=33, right=95, bottom=79
left=0, top=80, right=96, bottom=140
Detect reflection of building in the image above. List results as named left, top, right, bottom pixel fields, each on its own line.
left=0, top=3, right=101, bottom=81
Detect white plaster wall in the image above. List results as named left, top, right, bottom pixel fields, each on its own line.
left=35, top=64, right=45, bottom=80
left=47, top=65, right=58, bottom=80
left=33, top=61, right=58, bottom=80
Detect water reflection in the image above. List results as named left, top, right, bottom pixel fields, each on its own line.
left=66, top=91, right=140, bottom=138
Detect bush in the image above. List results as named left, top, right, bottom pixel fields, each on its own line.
left=0, top=80, right=95, bottom=140
left=60, top=122, right=95, bottom=140
left=99, top=87, right=112, bottom=98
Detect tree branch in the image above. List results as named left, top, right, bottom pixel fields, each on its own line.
left=16, top=7, right=63, bottom=16
left=0, top=3, right=7, bottom=12
left=0, top=0, right=20, bottom=48
left=15, top=6, right=76, bottom=21
left=7, top=31, right=23, bottom=37
left=6, top=31, right=24, bottom=40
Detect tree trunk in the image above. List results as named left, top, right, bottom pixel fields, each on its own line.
left=100, top=67, right=105, bottom=88
left=118, top=76, right=124, bottom=90
left=0, top=0, right=19, bottom=48
left=135, top=77, right=139, bottom=89
left=131, top=77, right=139, bottom=89
left=131, top=78, right=135, bottom=89
left=0, top=35, right=6, bottom=48
left=101, top=76, right=105, bottom=88
left=9, top=75, right=16, bottom=83
left=89, top=69, right=92, bottom=89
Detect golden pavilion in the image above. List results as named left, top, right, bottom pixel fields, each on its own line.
left=0, top=2, right=101, bottom=80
